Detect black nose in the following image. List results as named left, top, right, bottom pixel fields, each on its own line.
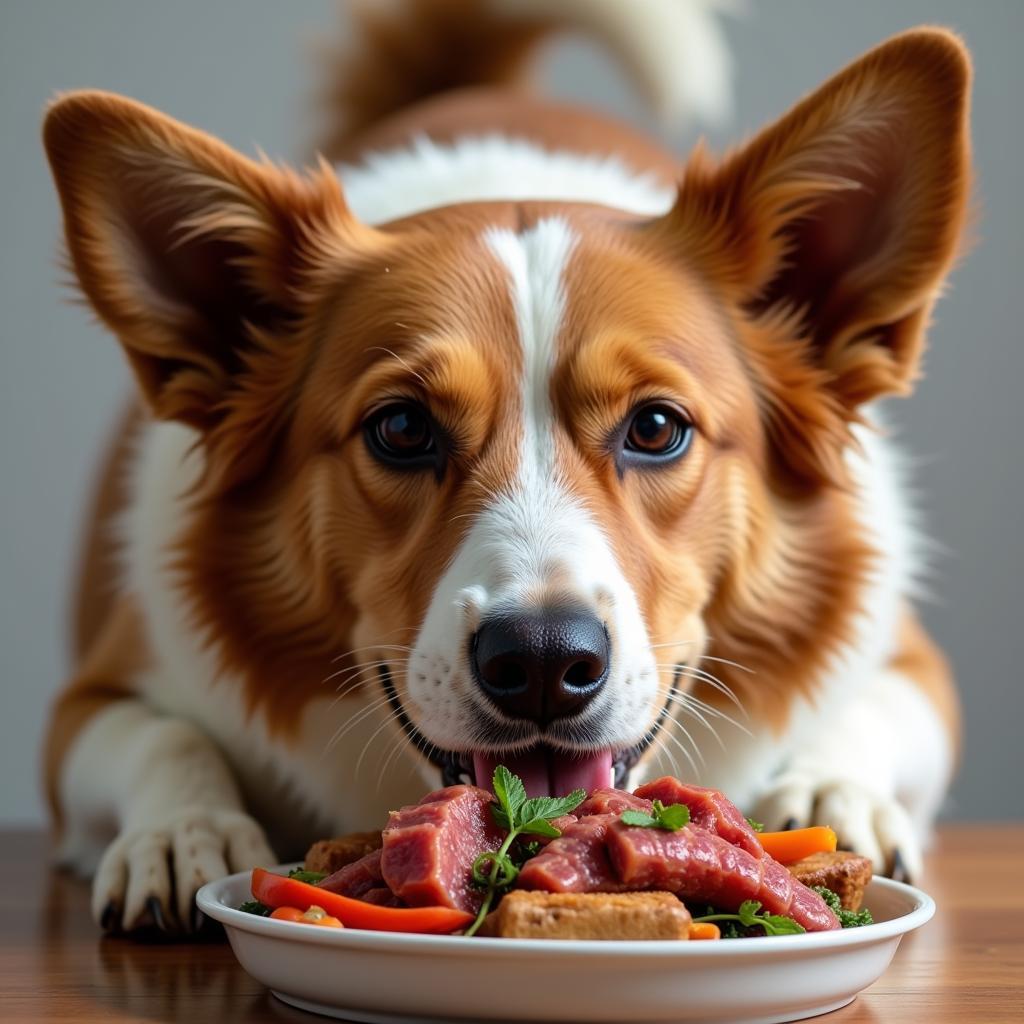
left=471, top=608, right=610, bottom=724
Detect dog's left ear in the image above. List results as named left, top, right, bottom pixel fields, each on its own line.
left=663, top=28, right=970, bottom=446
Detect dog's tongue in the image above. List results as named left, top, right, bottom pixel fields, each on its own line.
left=472, top=748, right=613, bottom=799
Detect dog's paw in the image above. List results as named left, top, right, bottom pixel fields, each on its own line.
left=91, top=807, right=275, bottom=935
left=752, top=778, right=922, bottom=882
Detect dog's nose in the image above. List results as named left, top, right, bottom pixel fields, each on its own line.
left=471, top=608, right=610, bottom=724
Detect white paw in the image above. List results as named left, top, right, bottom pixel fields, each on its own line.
left=753, top=777, right=922, bottom=882
left=92, top=807, right=275, bottom=934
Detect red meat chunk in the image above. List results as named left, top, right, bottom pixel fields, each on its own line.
left=634, top=777, right=763, bottom=857
left=380, top=785, right=504, bottom=913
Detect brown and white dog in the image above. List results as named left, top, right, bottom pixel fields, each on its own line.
left=42, top=1, right=969, bottom=934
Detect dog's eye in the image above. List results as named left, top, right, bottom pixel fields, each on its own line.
left=622, top=404, right=693, bottom=462
left=365, top=402, right=439, bottom=468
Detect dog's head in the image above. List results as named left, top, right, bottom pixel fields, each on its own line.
left=45, top=30, right=970, bottom=797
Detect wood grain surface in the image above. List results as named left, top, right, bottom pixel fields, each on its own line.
left=2, top=825, right=1022, bottom=1022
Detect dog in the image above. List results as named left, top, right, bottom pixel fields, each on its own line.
left=42, top=0, right=969, bottom=934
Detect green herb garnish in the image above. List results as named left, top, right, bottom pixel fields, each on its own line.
left=620, top=799, right=691, bottom=832
left=464, top=765, right=586, bottom=936
left=746, top=817, right=765, bottom=833
left=238, top=899, right=272, bottom=917
left=812, top=885, right=874, bottom=927
left=692, top=899, right=805, bottom=936
left=287, top=868, right=328, bottom=884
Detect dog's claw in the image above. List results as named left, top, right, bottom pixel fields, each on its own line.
left=100, top=901, right=119, bottom=933
left=146, top=895, right=168, bottom=932
left=890, top=847, right=910, bottom=884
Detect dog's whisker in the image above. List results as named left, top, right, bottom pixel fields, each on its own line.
left=365, top=346, right=429, bottom=388
left=354, top=710, right=408, bottom=777
left=329, top=644, right=413, bottom=666
left=668, top=688, right=752, bottom=739
left=375, top=729, right=419, bottom=793
left=324, top=658, right=409, bottom=689
left=658, top=721, right=702, bottom=777
left=658, top=662, right=746, bottom=714
left=322, top=692, right=399, bottom=756
left=700, top=654, right=756, bottom=675
left=665, top=691, right=729, bottom=752
left=664, top=708, right=706, bottom=770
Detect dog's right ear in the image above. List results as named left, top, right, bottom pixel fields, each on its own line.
left=44, top=91, right=382, bottom=476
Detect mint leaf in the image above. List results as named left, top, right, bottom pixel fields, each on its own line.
left=653, top=801, right=690, bottom=831
left=492, top=765, right=526, bottom=827
left=491, top=804, right=512, bottom=831
left=620, top=809, right=659, bottom=828
left=519, top=789, right=587, bottom=825
left=694, top=899, right=804, bottom=937
left=760, top=914, right=806, bottom=935
left=620, top=801, right=690, bottom=831
left=738, top=900, right=763, bottom=926
left=518, top=817, right=563, bottom=839
left=746, top=817, right=765, bottom=833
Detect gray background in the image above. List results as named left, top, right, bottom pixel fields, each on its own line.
left=2, top=1, right=1021, bottom=825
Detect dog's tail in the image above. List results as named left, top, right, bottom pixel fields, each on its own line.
left=317, top=0, right=735, bottom=160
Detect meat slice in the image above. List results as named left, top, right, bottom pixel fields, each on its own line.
left=634, top=777, right=763, bottom=857
left=517, top=814, right=631, bottom=893
left=575, top=788, right=653, bottom=817
left=606, top=823, right=839, bottom=932
left=380, top=785, right=504, bottom=913
left=317, top=848, right=389, bottom=901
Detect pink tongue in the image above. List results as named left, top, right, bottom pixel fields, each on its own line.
left=472, top=748, right=613, bottom=799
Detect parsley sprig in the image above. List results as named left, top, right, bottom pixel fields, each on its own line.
left=464, top=765, right=586, bottom=936
left=692, top=899, right=805, bottom=936
left=620, top=799, right=691, bottom=831
left=812, top=885, right=873, bottom=928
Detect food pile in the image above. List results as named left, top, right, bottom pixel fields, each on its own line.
left=240, top=769, right=874, bottom=940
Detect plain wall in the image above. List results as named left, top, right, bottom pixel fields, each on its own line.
left=1, top=0, right=1021, bottom=825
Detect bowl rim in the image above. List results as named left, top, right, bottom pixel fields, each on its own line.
left=197, top=864, right=935, bottom=959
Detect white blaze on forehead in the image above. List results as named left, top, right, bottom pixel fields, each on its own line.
left=406, top=216, right=660, bottom=754
left=484, top=217, right=574, bottom=496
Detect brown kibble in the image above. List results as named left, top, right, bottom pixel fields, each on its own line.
left=482, top=890, right=692, bottom=940
left=304, top=832, right=383, bottom=874
left=788, top=850, right=873, bottom=910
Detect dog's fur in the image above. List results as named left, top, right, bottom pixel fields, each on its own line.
left=42, top=1, right=969, bottom=933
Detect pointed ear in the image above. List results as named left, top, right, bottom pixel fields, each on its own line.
left=44, top=91, right=378, bottom=456
left=666, top=29, right=971, bottom=413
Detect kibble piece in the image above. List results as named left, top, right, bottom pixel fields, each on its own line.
left=485, top=890, right=691, bottom=940
left=304, top=832, right=383, bottom=875
left=787, top=850, right=873, bottom=910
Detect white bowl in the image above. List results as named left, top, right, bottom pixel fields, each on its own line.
left=197, top=865, right=934, bottom=1024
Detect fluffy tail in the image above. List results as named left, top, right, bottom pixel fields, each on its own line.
left=318, top=0, right=735, bottom=159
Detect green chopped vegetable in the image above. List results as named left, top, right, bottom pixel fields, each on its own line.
left=238, top=899, right=272, bottom=917
left=620, top=800, right=691, bottom=832
left=287, top=867, right=328, bottom=884
left=812, top=885, right=874, bottom=928
left=692, top=899, right=805, bottom=936
left=464, top=765, right=586, bottom=936
left=746, top=817, right=765, bottom=833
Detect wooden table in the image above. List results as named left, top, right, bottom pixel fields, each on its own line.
left=3, top=825, right=1021, bottom=1022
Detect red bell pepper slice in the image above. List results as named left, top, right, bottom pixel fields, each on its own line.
left=250, top=868, right=473, bottom=934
